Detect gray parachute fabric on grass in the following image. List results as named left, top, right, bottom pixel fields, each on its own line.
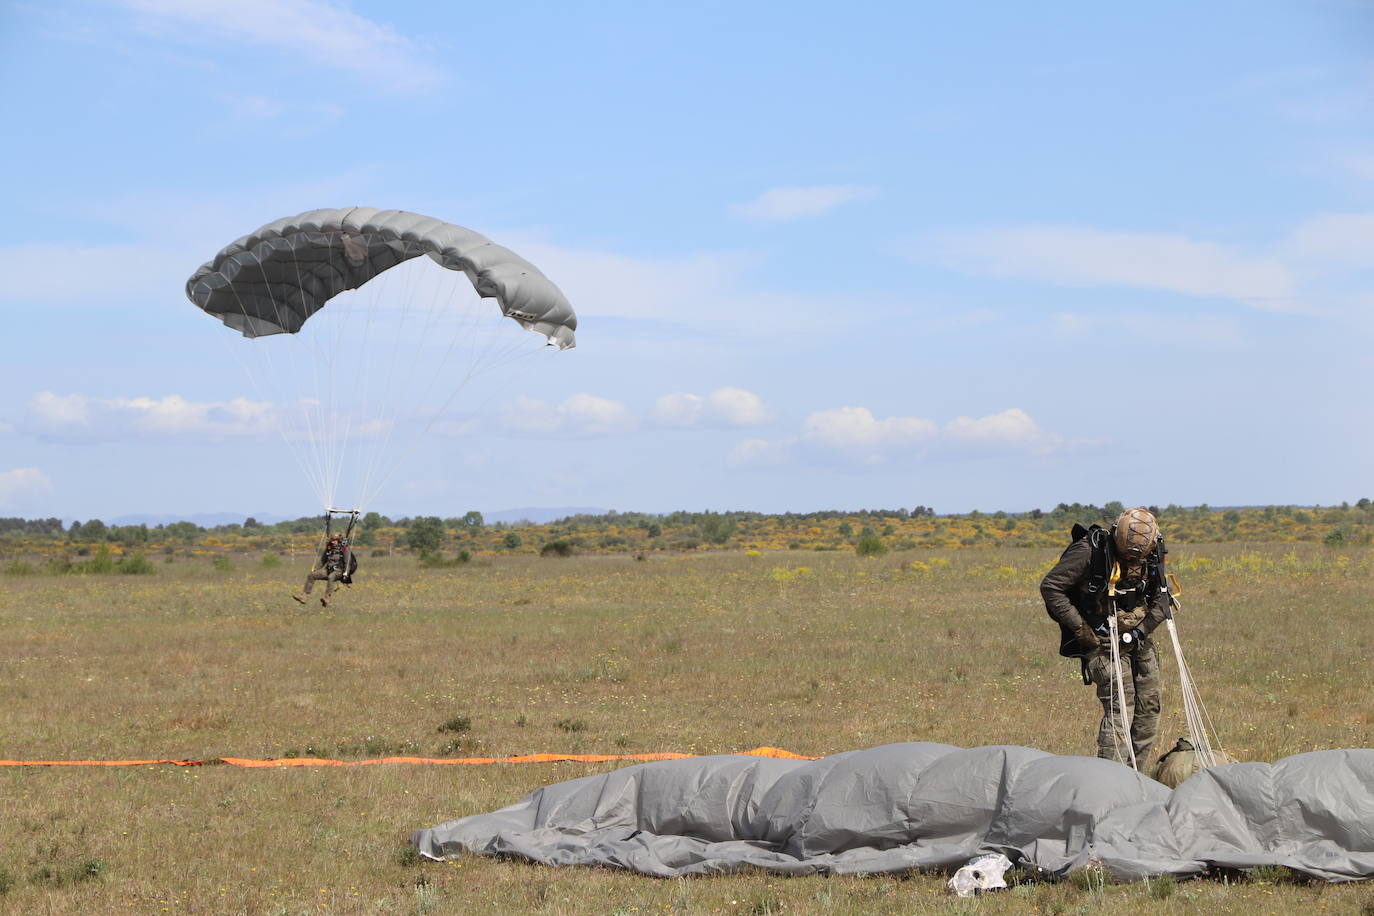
left=410, top=743, right=1374, bottom=882
left=186, top=207, right=577, bottom=347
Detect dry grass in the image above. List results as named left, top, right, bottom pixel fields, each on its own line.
left=2, top=543, right=1372, bottom=913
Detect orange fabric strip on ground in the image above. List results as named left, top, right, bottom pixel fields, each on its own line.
left=0, top=759, right=202, bottom=767
left=0, top=747, right=817, bottom=768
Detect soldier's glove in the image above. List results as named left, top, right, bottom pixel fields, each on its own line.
left=1072, top=622, right=1101, bottom=657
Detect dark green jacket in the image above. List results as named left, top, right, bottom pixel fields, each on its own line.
left=319, top=543, right=348, bottom=573
left=1040, top=538, right=1167, bottom=657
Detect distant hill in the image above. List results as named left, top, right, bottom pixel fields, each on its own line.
left=109, top=512, right=292, bottom=527
left=483, top=507, right=610, bottom=524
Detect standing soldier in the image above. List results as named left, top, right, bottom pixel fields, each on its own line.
left=1040, top=507, right=1169, bottom=767
left=294, top=533, right=354, bottom=607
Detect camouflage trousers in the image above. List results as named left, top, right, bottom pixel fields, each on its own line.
left=303, top=569, right=344, bottom=597
left=1086, top=640, right=1161, bottom=766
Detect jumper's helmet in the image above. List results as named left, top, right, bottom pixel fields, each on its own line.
left=1113, top=507, right=1158, bottom=575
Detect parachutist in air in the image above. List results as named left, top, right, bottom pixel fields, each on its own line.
left=1040, top=507, right=1169, bottom=766
left=293, top=533, right=356, bottom=607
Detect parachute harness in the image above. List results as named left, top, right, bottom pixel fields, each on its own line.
left=1105, top=566, right=1138, bottom=771
left=321, top=508, right=360, bottom=584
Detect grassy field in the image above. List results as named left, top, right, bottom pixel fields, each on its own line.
left=1, top=543, right=1372, bottom=914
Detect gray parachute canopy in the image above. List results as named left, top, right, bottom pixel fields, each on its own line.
left=185, top=207, right=577, bottom=347
left=412, top=743, right=1374, bottom=882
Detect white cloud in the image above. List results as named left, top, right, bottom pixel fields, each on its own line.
left=25, top=391, right=383, bottom=443
left=1285, top=213, right=1374, bottom=269
left=0, top=468, right=53, bottom=509
left=727, top=438, right=788, bottom=468
left=800, top=406, right=938, bottom=465
left=499, top=395, right=563, bottom=435
left=30, top=392, right=277, bottom=441
left=732, top=185, right=877, bottom=223
left=651, top=393, right=704, bottom=427
left=740, top=405, right=1064, bottom=468
left=652, top=387, right=774, bottom=428
left=499, top=394, right=637, bottom=438
left=943, top=408, right=1062, bottom=456
left=906, top=225, right=1298, bottom=310
left=121, top=0, right=441, bottom=89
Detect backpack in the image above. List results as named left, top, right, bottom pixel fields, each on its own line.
left=1053, top=524, right=1113, bottom=662
left=340, top=548, right=359, bottom=585
left=1070, top=522, right=1113, bottom=597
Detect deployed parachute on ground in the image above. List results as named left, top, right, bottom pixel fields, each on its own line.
left=187, top=207, right=577, bottom=514
left=412, top=743, right=1374, bottom=882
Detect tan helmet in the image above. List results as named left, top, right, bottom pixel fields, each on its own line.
left=1113, top=507, right=1158, bottom=573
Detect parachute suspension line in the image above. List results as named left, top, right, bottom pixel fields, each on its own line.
left=322, top=232, right=353, bottom=512
left=276, top=234, right=333, bottom=509
left=358, top=337, right=504, bottom=511
left=350, top=254, right=521, bottom=512
left=356, top=303, right=547, bottom=512
left=280, top=230, right=346, bottom=511
left=355, top=245, right=442, bottom=510
left=1157, top=564, right=1227, bottom=770
left=317, top=233, right=341, bottom=510
left=216, top=333, right=328, bottom=510
left=350, top=242, right=434, bottom=513
left=355, top=259, right=461, bottom=512
left=343, top=233, right=392, bottom=520
left=1107, top=614, right=1138, bottom=771
left=234, top=235, right=326, bottom=506
left=219, top=261, right=330, bottom=509
left=1163, top=616, right=1225, bottom=769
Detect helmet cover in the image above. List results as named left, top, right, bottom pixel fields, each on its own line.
left=1113, top=507, right=1158, bottom=574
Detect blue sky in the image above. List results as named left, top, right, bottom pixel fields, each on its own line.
left=1, top=0, right=1371, bottom=520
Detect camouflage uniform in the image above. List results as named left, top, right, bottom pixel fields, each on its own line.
left=1040, top=537, right=1167, bottom=765
left=302, top=540, right=349, bottom=600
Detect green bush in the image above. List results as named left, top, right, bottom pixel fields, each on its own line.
left=4, top=560, right=35, bottom=576
left=45, top=557, right=74, bottom=575
left=856, top=533, right=888, bottom=557
left=1148, top=872, right=1176, bottom=899
left=118, top=552, right=156, bottom=575
left=404, top=516, right=445, bottom=554
left=700, top=514, right=736, bottom=544
left=540, top=539, right=574, bottom=558
left=260, top=552, right=282, bottom=568
left=212, top=555, right=234, bottom=572
left=83, top=546, right=115, bottom=574
left=418, top=550, right=470, bottom=568
left=438, top=715, right=471, bottom=734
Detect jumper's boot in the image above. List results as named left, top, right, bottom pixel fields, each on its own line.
left=292, top=593, right=307, bottom=604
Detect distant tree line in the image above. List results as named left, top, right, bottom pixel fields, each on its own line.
left=3, top=499, right=1371, bottom=556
